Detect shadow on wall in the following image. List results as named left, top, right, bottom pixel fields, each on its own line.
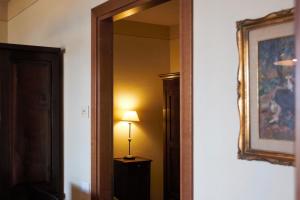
left=70, top=184, right=90, bottom=200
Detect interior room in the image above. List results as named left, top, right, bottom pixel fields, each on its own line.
left=113, top=1, right=180, bottom=199
left=0, top=0, right=299, bottom=200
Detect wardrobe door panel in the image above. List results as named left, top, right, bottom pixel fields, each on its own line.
left=0, top=50, right=11, bottom=195
left=0, top=44, right=63, bottom=199
left=162, top=75, right=180, bottom=200
left=10, top=50, right=62, bottom=195
left=11, top=60, right=52, bottom=185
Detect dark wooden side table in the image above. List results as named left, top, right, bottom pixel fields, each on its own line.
left=114, top=157, right=152, bottom=200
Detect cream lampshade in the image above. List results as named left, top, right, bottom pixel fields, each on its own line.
left=122, top=111, right=140, bottom=122
left=122, top=111, right=139, bottom=160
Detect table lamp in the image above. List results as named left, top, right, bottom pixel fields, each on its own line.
left=122, top=110, right=140, bottom=160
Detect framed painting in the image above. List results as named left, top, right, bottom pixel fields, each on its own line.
left=237, top=8, right=295, bottom=166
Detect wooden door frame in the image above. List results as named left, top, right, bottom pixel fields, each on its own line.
left=91, top=0, right=193, bottom=199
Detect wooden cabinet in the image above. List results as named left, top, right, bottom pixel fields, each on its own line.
left=160, top=73, right=180, bottom=200
left=114, top=157, right=151, bottom=200
left=0, top=43, right=63, bottom=200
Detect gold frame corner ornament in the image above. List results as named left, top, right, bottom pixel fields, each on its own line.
left=237, top=8, right=295, bottom=166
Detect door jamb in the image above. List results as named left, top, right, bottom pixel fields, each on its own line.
left=91, top=0, right=193, bottom=199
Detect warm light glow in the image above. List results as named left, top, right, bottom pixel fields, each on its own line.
left=114, top=93, right=140, bottom=120
left=114, top=121, right=130, bottom=135
left=122, top=111, right=140, bottom=122
left=115, top=94, right=139, bottom=110
left=114, top=8, right=140, bottom=21
left=113, top=3, right=159, bottom=21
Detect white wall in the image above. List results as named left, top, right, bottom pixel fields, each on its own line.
left=194, top=0, right=295, bottom=200
left=7, top=0, right=296, bottom=199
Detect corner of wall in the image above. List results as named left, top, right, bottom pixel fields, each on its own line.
left=0, top=2, right=8, bottom=43
left=7, top=0, right=38, bottom=21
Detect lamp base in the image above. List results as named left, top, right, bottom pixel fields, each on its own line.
left=124, top=155, right=136, bottom=160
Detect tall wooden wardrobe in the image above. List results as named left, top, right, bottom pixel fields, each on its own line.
left=160, top=73, right=180, bottom=200
left=0, top=43, right=64, bottom=200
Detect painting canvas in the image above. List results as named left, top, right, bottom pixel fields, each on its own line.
left=258, top=36, right=295, bottom=141
left=237, top=8, right=295, bottom=166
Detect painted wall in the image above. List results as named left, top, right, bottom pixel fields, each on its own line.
left=0, top=2, right=7, bottom=42
left=8, top=0, right=38, bottom=20
left=113, top=32, right=169, bottom=200
left=0, top=21, right=7, bottom=42
left=6, top=0, right=296, bottom=200
left=194, top=0, right=295, bottom=200
left=0, top=0, right=39, bottom=43
left=170, top=25, right=179, bottom=72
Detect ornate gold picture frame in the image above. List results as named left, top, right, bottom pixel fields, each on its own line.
left=237, top=8, right=295, bottom=166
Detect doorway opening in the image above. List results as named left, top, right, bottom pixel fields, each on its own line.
left=113, top=1, right=179, bottom=199
left=91, top=0, right=193, bottom=199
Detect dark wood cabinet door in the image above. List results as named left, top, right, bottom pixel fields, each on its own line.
left=163, top=77, right=180, bottom=200
left=0, top=44, right=63, bottom=199
left=0, top=49, right=12, bottom=196
left=114, top=158, right=151, bottom=200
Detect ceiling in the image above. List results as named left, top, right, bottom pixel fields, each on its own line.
left=126, top=0, right=179, bottom=26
